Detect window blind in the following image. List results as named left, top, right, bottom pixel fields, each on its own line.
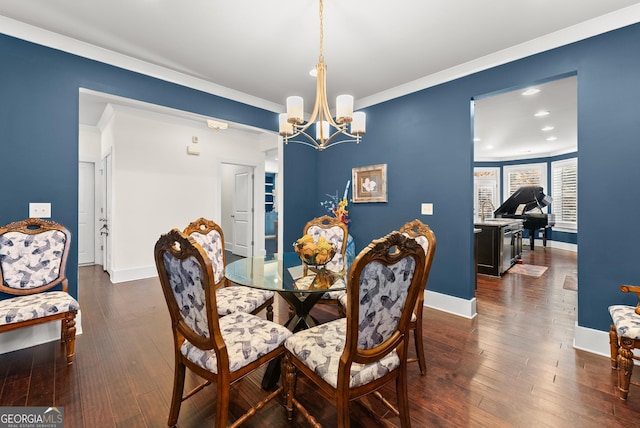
left=551, top=158, right=577, bottom=228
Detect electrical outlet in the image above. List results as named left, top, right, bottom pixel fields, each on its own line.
left=192, top=136, right=198, bottom=143
left=421, top=203, right=433, bottom=215
left=29, top=202, right=51, bottom=218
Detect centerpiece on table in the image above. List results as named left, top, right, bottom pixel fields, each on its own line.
left=293, top=234, right=337, bottom=289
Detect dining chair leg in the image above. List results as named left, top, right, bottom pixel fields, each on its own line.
left=215, top=382, right=230, bottom=428
left=283, top=353, right=297, bottom=421
left=414, top=317, right=426, bottom=375
left=396, top=365, right=411, bottom=428
left=267, top=303, right=274, bottom=321
left=336, top=395, right=350, bottom=428
left=168, top=361, right=186, bottom=427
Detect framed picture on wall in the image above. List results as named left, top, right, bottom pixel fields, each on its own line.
left=352, top=164, right=387, bottom=203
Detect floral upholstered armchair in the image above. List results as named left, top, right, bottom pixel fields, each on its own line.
left=0, top=218, right=79, bottom=364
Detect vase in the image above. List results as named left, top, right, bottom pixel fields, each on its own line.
left=346, top=234, right=355, bottom=272
left=308, top=265, right=335, bottom=290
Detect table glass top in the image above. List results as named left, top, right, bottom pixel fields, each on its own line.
left=225, top=252, right=346, bottom=293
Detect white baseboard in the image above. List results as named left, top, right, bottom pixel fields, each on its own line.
left=544, top=239, right=577, bottom=252
left=110, top=266, right=158, bottom=283
left=0, top=311, right=83, bottom=356
left=424, top=290, right=477, bottom=319
left=574, top=323, right=610, bottom=357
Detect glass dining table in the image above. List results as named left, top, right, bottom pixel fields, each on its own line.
left=225, top=251, right=346, bottom=332
left=225, top=251, right=346, bottom=389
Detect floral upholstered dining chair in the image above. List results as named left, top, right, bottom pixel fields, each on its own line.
left=337, top=219, right=437, bottom=375
left=283, top=231, right=427, bottom=427
left=184, top=217, right=274, bottom=321
left=397, top=219, right=436, bottom=375
left=154, top=229, right=291, bottom=427
left=0, top=218, right=79, bottom=364
left=301, top=215, right=348, bottom=314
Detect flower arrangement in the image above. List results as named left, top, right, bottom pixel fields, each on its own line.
left=293, top=234, right=336, bottom=266
left=320, top=180, right=351, bottom=225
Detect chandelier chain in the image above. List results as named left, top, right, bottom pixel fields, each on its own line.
left=319, top=0, right=324, bottom=62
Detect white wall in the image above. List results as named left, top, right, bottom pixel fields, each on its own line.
left=106, top=105, right=273, bottom=282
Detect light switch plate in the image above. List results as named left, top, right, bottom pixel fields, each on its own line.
left=421, top=203, right=433, bottom=215
left=29, top=202, right=51, bottom=218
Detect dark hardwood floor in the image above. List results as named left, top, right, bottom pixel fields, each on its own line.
left=1, top=247, right=639, bottom=427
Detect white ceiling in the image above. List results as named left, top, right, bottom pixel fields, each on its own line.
left=1, top=0, right=639, bottom=159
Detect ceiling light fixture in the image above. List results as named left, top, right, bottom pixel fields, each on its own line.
left=522, top=88, right=540, bottom=96
left=207, top=119, right=228, bottom=130
left=534, top=110, right=550, bottom=117
left=541, top=126, right=555, bottom=131
left=278, top=0, right=365, bottom=151
left=546, top=136, right=557, bottom=141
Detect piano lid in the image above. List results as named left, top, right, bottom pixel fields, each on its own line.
left=494, top=186, right=552, bottom=216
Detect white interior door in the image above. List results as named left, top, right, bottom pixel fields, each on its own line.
left=232, top=167, right=253, bottom=257
left=101, top=153, right=112, bottom=272
left=78, top=161, right=95, bottom=265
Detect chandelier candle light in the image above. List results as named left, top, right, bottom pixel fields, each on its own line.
left=279, top=0, right=366, bottom=151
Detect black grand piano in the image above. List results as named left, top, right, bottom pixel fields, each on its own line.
left=494, top=185, right=555, bottom=250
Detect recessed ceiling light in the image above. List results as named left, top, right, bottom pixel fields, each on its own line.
left=541, top=126, right=555, bottom=131
left=207, top=119, right=228, bottom=130
left=473, top=137, right=481, bottom=142
left=522, top=88, right=540, bottom=96
left=486, top=145, right=493, bottom=149
left=534, top=110, right=550, bottom=117
left=546, top=136, right=557, bottom=141
left=309, top=68, right=317, bottom=77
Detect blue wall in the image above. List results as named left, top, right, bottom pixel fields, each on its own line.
left=284, top=23, right=640, bottom=331
left=0, top=34, right=275, bottom=299
left=3, top=23, right=640, bottom=334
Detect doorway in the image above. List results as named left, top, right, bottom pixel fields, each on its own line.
left=472, top=74, right=578, bottom=290
left=79, top=88, right=280, bottom=281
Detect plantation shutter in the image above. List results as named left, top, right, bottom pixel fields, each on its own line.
left=506, top=168, right=542, bottom=197
left=551, top=158, right=578, bottom=228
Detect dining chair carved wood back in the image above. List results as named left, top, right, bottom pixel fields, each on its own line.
left=0, top=218, right=78, bottom=364
left=302, top=215, right=348, bottom=314
left=154, top=229, right=291, bottom=427
left=283, top=231, right=426, bottom=427
left=184, top=217, right=274, bottom=321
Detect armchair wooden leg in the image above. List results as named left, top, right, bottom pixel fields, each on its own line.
left=215, top=382, right=229, bottom=428
left=609, top=325, right=619, bottom=369
left=63, top=310, right=77, bottom=365
left=617, top=345, right=634, bottom=400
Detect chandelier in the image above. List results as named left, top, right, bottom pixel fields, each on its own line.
left=278, top=0, right=366, bottom=151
